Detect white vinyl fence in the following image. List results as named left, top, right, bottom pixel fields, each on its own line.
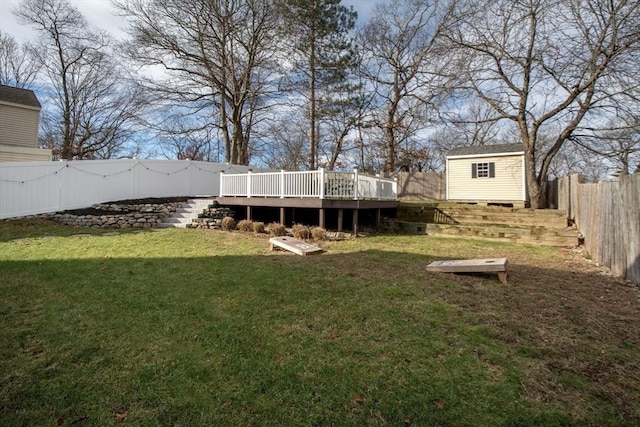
left=0, top=159, right=251, bottom=219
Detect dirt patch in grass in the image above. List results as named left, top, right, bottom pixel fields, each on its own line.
left=312, top=237, right=640, bottom=421
left=429, top=247, right=640, bottom=421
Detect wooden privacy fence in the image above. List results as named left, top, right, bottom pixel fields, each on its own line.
left=0, top=159, right=252, bottom=219
left=552, top=173, right=640, bottom=284
left=393, top=171, right=446, bottom=200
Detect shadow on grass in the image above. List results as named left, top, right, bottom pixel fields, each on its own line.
left=0, top=217, right=157, bottom=243
left=1, top=246, right=639, bottom=426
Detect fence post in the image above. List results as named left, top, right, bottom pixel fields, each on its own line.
left=319, top=168, right=325, bottom=199
left=353, top=168, right=359, bottom=200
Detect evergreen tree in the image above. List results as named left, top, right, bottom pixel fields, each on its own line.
left=278, top=0, right=357, bottom=169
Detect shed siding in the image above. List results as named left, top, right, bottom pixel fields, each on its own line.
left=0, top=104, right=40, bottom=148
left=448, top=155, right=524, bottom=201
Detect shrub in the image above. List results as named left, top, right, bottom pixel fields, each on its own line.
left=292, top=224, right=311, bottom=240
left=311, top=227, right=328, bottom=241
left=268, top=222, right=286, bottom=237
left=252, top=221, right=265, bottom=234
left=221, top=216, right=236, bottom=231
left=237, top=219, right=253, bottom=232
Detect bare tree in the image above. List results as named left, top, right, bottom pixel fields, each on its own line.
left=319, top=81, right=370, bottom=170
left=569, top=111, right=640, bottom=176
left=115, top=0, right=280, bottom=165
left=15, top=0, right=146, bottom=159
left=357, top=0, right=455, bottom=173
left=253, top=113, right=308, bottom=170
left=147, top=115, right=219, bottom=161
left=0, top=30, right=39, bottom=88
left=437, top=98, right=504, bottom=148
left=444, top=0, right=640, bottom=207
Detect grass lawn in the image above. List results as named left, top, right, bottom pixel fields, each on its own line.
left=1, top=219, right=639, bottom=426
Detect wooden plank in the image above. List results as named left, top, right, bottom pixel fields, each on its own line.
left=269, top=236, right=323, bottom=256
left=426, top=258, right=508, bottom=284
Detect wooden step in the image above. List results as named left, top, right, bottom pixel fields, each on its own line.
left=391, top=221, right=580, bottom=247
left=397, top=204, right=568, bottom=229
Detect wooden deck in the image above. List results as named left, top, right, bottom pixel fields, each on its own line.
left=217, top=169, right=398, bottom=233
left=220, top=168, right=397, bottom=201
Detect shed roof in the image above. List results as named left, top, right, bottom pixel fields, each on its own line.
left=0, top=85, right=41, bottom=109
left=448, top=143, right=525, bottom=157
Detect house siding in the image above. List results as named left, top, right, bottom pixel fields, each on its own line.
left=0, top=103, right=40, bottom=148
left=447, top=154, right=525, bottom=202
left=0, top=145, right=51, bottom=162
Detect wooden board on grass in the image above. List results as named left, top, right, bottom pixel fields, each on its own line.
left=426, top=258, right=508, bottom=284
left=269, top=236, right=323, bottom=256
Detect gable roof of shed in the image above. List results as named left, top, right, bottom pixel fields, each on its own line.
left=448, top=143, right=525, bottom=157
left=0, top=85, right=41, bottom=109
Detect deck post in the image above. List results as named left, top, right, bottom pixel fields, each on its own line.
left=376, top=174, right=381, bottom=200
left=247, top=206, right=252, bottom=221
left=337, top=209, right=343, bottom=231
left=352, top=209, right=358, bottom=235
left=319, top=168, right=325, bottom=199
left=376, top=208, right=381, bottom=228
left=246, top=170, right=252, bottom=198
left=353, top=168, right=359, bottom=200
left=280, top=170, right=285, bottom=199
left=280, top=207, right=286, bottom=225
left=219, top=172, right=224, bottom=197
left=319, top=208, right=325, bottom=228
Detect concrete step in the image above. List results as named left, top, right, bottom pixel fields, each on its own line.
left=159, top=198, right=216, bottom=228
left=157, top=222, right=189, bottom=229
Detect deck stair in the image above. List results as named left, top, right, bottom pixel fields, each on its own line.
left=395, top=203, right=579, bottom=246
left=158, top=198, right=216, bottom=228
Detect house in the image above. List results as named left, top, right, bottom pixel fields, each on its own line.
left=0, top=85, right=51, bottom=162
left=446, top=143, right=527, bottom=207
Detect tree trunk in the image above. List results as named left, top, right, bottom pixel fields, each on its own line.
left=524, top=150, right=546, bottom=209
left=383, top=74, right=401, bottom=173
left=383, top=114, right=395, bottom=173
left=308, top=48, right=317, bottom=170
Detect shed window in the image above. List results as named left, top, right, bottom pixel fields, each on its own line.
left=472, top=162, right=495, bottom=178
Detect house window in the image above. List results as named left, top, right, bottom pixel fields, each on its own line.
left=472, top=162, right=495, bottom=178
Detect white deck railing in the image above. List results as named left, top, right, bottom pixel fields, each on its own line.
left=220, top=168, right=397, bottom=200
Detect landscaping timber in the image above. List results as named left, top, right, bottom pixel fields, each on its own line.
left=395, top=202, right=579, bottom=247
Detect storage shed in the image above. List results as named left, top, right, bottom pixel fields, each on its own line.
left=0, top=85, right=51, bottom=162
left=446, top=143, right=527, bottom=207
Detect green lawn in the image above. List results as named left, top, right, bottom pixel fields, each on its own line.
left=1, top=220, right=639, bottom=425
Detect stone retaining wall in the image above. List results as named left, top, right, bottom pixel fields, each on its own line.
left=190, top=205, right=235, bottom=229
left=47, top=202, right=180, bottom=229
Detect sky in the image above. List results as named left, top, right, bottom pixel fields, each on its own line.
left=0, top=0, right=381, bottom=43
